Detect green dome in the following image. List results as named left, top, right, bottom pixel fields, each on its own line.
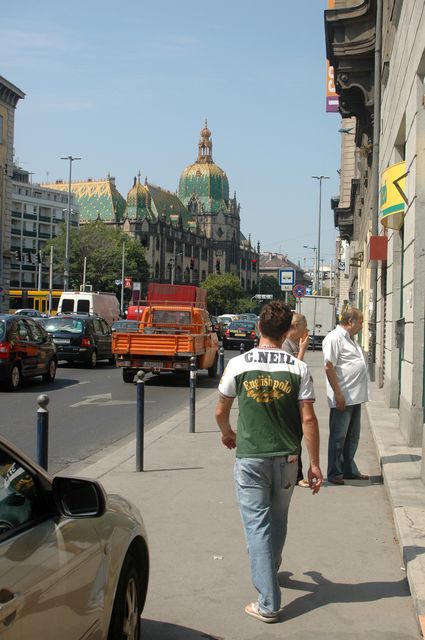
left=178, top=122, right=230, bottom=212
left=125, top=175, right=151, bottom=220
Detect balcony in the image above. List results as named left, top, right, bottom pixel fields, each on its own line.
left=325, top=0, right=376, bottom=145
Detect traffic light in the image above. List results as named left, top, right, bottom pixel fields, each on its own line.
left=37, top=251, right=42, bottom=265
left=190, top=258, right=194, bottom=270
left=14, top=249, right=21, bottom=261
left=215, top=259, right=221, bottom=274
left=251, top=258, right=257, bottom=272
left=26, top=251, right=33, bottom=264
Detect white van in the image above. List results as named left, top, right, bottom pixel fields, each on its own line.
left=57, top=292, right=120, bottom=325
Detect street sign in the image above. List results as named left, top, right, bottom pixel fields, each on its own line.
left=281, top=285, right=293, bottom=291
left=124, top=277, right=133, bottom=288
left=279, top=268, right=295, bottom=287
left=293, top=284, right=306, bottom=298
left=253, top=293, right=273, bottom=300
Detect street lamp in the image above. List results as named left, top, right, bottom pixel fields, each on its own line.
left=60, top=155, right=81, bottom=290
left=312, top=175, right=330, bottom=298
left=303, top=244, right=317, bottom=291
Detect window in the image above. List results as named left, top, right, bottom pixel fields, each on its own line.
left=0, top=449, right=44, bottom=539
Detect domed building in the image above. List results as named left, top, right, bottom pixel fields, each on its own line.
left=44, top=122, right=258, bottom=292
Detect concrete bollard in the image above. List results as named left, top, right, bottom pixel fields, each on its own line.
left=36, top=394, right=50, bottom=471
left=189, top=356, right=197, bottom=433
left=136, top=370, right=145, bottom=472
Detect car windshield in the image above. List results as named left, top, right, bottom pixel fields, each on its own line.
left=45, top=318, right=84, bottom=333
left=0, top=320, right=6, bottom=341
left=152, top=310, right=191, bottom=325
left=229, top=321, right=256, bottom=331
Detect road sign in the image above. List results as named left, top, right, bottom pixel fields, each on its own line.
left=124, top=276, right=133, bottom=288
left=293, top=284, right=306, bottom=298
left=279, top=268, right=295, bottom=287
left=253, top=293, right=273, bottom=300
left=281, top=285, right=293, bottom=291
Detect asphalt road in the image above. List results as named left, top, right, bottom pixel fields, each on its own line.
left=0, top=358, right=224, bottom=474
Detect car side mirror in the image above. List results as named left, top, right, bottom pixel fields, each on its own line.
left=52, top=476, right=107, bottom=518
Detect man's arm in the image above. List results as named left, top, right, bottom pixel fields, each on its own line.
left=324, top=360, right=346, bottom=411
left=215, top=393, right=237, bottom=449
left=299, top=400, right=323, bottom=494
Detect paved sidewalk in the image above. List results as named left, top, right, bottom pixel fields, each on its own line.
left=64, top=351, right=421, bottom=639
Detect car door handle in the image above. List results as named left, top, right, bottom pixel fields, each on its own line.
left=0, top=591, right=22, bottom=626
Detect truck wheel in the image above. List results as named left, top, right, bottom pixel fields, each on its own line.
left=208, top=355, right=218, bottom=379
left=123, top=369, right=135, bottom=383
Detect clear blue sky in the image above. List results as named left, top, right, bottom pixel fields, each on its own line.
left=1, top=0, right=340, bottom=271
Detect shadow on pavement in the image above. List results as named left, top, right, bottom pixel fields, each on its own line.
left=278, top=571, right=411, bottom=622
left=141, top=619, right=222, bottom=640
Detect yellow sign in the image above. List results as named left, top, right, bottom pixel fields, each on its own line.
left=380, top=161, right=407, bottom=230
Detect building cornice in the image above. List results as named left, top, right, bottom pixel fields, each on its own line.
left=0, top=76, right=25, bottom=108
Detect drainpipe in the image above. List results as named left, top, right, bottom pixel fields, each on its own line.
left=368, top=0, right=382, bottom=381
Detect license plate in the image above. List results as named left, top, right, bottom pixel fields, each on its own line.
left=234, top=333, right=245, bottom=337
left=142, top=361, right=164, bottom=368
left=54, top=339, right=70, bottom=344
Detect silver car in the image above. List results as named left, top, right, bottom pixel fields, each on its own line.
left=0, top=436, right=149, bottom=639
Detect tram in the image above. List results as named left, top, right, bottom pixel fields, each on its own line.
left=8, top=289, right=63, bottom=315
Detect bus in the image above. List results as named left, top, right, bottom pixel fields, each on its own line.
left=8, top=289, right=63, bottom=315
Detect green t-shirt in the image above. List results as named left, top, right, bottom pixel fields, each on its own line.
left=218, top=347, right=315, bottom=457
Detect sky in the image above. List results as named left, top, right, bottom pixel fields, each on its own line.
left=1, top=0, right=341, bottom=272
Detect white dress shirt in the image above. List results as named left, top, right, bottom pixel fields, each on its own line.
left=322, top=325, right=370, bottom=408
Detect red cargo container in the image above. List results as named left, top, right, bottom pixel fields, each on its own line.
left=147, top=284, right=207, bottom=307
left=126, top=305, right=147, bottom=320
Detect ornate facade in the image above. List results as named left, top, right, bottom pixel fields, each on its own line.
left=44, top=123, right=259, bottom=291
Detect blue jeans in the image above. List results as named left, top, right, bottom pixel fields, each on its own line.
left=234, top=456, right=297, bottom=615
left=327, top=404, right=361, bottom=480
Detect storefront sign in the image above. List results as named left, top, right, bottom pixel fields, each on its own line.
left=380, top=161, right=407, bottom=230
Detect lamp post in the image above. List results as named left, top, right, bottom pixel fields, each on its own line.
left=312, top=175, right=330, bottom=298
left=60, top=155, right=81, bottom=290
left=303, top=244, right=317, bottom=292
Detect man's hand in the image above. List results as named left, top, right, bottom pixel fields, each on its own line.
left=298, top=330, right=309, bottom=360
left=307, top=464, right=323, bottom=494
left=335, top=391, right=346, bottom=411
left=221, top=429, right=237, bottom=449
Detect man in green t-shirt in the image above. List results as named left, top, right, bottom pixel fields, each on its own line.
left=215, top=301, right=322, bottom=623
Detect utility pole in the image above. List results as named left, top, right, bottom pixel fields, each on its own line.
left=312, top=175, right=330, bottom=297
left=60, top=155, right=81, bottom=291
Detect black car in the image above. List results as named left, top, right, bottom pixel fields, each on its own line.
left=223, top=320, right=259, bottom=350
left=44, top=315, right=113, bottom=368
left=0, top=314, right=58, bottom=391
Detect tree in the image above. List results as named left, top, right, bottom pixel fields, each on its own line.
left=201, top=273, right=244, bottom=315
left=46, top=221, right=149, bottom=293
left=258, top=275, right=284, bottom=299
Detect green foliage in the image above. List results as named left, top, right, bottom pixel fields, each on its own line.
left=201, top=273, right=244, bottom=315
left=258, top=275, right=284, bottom=299
left=46, top=221, right=149, bottom=293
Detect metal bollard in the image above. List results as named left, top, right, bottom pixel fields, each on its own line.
left=219, top=345, right=225, bottom=376
left=240, top=342, right=245, bottom=354
left=36, top=394, right=49, bottom=471
left=189, top=356, right=197, bottom=433
left=254, top=338, right=259, bottom=348
left=136, top=370, right=145, bottom=472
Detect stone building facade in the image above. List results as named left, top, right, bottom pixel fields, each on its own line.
left=325, top=0, right=425, bottom=473
left=0, top=75, right=25, bottom=312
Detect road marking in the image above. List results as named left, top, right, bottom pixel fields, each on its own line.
left=70, top=393, right=155, bottom=408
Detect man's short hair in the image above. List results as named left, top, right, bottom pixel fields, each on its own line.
left=340, top=308, right=362, bottom=325
left=259, top=302, right=293, bottom=340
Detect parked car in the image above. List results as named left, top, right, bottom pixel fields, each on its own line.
left=14, top=309, right=47, bottom=318
left=223, top=320, right=259, bottom=350
left=112, top=319, right=139, bottom=333
left=0, top=434, right=149, bottom=639
left=0, top=314, right=58, bottom=391
left=44, top=314, right=113, bottom=368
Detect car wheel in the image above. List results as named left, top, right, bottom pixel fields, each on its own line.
left=43, top=359, right=57, bottom=383
left=123, top=369, right=135, bottom=383
left=7, top=364, right=21, bottom=391
left=208, top=355, right=218, bottom=379
left=107, top=553, right=143, bottom=640
left=86, top=350, right=97, bottom=369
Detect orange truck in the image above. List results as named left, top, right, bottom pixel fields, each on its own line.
left=113, top=284, right=219, bottom=382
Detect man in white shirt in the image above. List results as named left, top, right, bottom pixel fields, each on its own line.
left=322, top=308, right=370, bottom=485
